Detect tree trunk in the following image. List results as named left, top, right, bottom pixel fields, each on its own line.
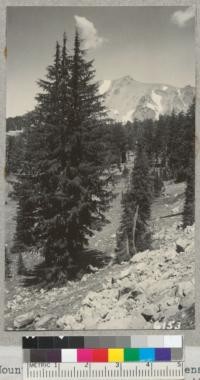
left=125, top=232, right=130, bottom=259
left=132, top=204, right=139, bottom=256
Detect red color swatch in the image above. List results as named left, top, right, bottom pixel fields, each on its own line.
left=92, top=349, right=108, bottom=362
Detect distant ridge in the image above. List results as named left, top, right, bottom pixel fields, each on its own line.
left=99, top=76, right=194, bottom=122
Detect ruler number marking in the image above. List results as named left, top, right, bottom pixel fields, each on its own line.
left=23, top=362, right=185, bottom=379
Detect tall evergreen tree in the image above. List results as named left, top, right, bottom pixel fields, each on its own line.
left=55, top=29, right=111, bottom=265
left=183, top=99, right=195, bottom=227
left=14, top=31, right=111, bottom=280
left=14, top=39, right=67, bottom=255
left=183, top=157, right=195, bottom=228
left=117, top=142, right=153, bottom=258
left=5, top=245, right=12, bottom=279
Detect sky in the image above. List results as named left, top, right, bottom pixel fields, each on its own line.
left=7, top=6, right=195, bottom=117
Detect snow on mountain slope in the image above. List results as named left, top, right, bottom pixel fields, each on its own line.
left=99, top=76, right=194, bottom=122
left=122, top=109, right=135, bottom=123
left=99, top=80, right=112, bottom=95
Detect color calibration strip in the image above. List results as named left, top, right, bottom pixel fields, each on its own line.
left=23, top=335, right=183, bottom=349
left=23, top=336, right=183, bottom=363
left=24, top=347, right=183, bottom=363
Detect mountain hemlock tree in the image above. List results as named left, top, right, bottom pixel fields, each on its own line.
left=183, top=157, right=195, bottom=228
left=60, top=29, right=111, bottom=266
left=14, top=31, right=111, bottom=281
left=17, top=252, right=27, bottom=276
left=14, top=40, right=64, bottom=253
left=116, top=142, right=152, bottom=260
left=183, top=99, right=195, bottom=228
left=5, top=245, right=12, bottom=279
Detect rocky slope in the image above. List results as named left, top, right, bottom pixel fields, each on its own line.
left=54, top=223, right=194, bottom=330
left=99, top=76, right=194, bottom=122
left=5, top=181, right=195, bottom=331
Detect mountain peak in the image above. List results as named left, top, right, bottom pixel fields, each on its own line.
left=117, top=75, right=137, bottom=83
left=102, top=77, right=194, bottom=123
left=122, top=75, right=133, bottom=81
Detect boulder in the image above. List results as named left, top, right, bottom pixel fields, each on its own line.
left=81, top=291, right=97, bottom=307
left=156, top=311, right=165, bottom=322
left=101, top=289, right=119, bottom=300
left=176, top=244, right=185, bottom=253
left=87, top=264, right=99, bottom=273
left=84, top=317, right=99, bottom=329
left=13, top=311, right=36, bottom=329
left=135, top=262, right=147, bottom=276
left=35, top=314, right=56, bottom=328
left=166, top=297, right=176, bottom=307
left=98, top=313, right=148, bottom=329
left=56, top=315, right=82, bottom=329
left=153, top=321, right=163, bottom=329
left=119, top=286, right=132, bottom=297
left=124, top=299, right=135, bottom=312
left=184, top=225, right=194, bottom=235
left=176, top=238, right=189, bottom=253
left=128, top=287, right=144, bottom=299
left=81, top=274, right=90, bottom=282
left=141, top=305, right=159, bottom=322
left=178, top=294, right=195, bottom=310
left=174, top=281, right=194, bottom=297
left=119, top=268, right=132, bottom=280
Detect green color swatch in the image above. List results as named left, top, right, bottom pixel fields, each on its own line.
left=124, top=348, right=140, bottom=362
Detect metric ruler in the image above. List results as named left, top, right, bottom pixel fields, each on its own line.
left=23, top=361, right=184, bottom=380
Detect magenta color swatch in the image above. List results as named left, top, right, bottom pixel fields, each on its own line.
left=77, top=349, right=93, bottom=362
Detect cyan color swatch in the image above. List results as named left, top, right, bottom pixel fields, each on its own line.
left=139, top=348, right=155, bottom=361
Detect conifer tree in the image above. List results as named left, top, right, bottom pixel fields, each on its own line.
left=14, top=31, right=111, bottom=279
left=14, top=39, right=67, bottom=256
left=182, top=99, right=195, bottom=227
left=55, top=29, right=111, bottom=265
left=183, top=157, right=195, bottom=228
left=5, top=245, right=12, bottom=279
left=17, top=252, right=27, bottom=276
left=117, top=142, right=152, bottom=258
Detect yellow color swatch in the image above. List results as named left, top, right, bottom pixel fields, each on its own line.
left=108, top=349, right=124, bottom=362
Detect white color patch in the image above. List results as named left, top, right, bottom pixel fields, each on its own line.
left=122, top=109, right=135, bottom=123
left=99, top=80, right=111, bottom=95
left=61, top=349, right=77, bottom=363
left=162, top=86, right=168, bottom=91
left=164, top=335, right=183, bottom=348
left=151, top=90, right=163, bottom=119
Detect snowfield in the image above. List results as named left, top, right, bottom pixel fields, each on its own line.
left=151, top=90, right=163, bottom=120
left=99, top=80, right=111, bottom=95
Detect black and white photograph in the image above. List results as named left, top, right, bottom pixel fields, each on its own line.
left=5, top=6, right=195, bottom=330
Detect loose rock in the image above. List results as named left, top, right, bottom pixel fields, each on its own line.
left=35, top=314, right=56, bottom=328
left=14, top=311, right=36, bottom=329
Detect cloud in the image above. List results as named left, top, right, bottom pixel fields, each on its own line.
left=171, top=6, right=195, bottom=27
left=74, top=15, right=105, bottom=49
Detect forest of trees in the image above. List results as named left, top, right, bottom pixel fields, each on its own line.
left=116, top=100, right=195, bottom=260
left=6, top=30, right=195, bottom=282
